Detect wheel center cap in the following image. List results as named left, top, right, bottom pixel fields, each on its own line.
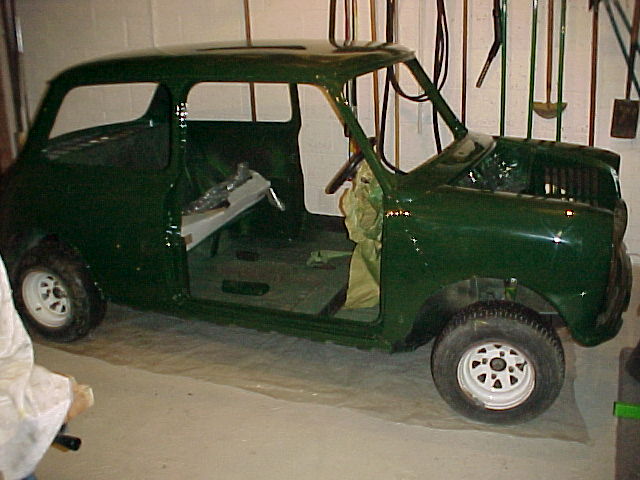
left=490, top=357, right=507, bottom=372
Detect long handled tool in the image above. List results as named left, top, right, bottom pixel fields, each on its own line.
left=613, top=0, right=640, bottom=48
left=611, top=0, right=640, bottom=138
left=461, top=0, right=469, bottom=124
left=603, top=0, right=640, bottom=98
left=499, top=0, right=508, bottom=136
left=588, top=0, right=600, bottom=145
left=475, top=0, right=506, bottom=135
left=392, top=0, right=400, bottom=165
left=555, top=0, right=567, bottom=140
left=242, top=0, right=256, bottom=122
left=476, top=0, right=502, bottom=88
left=369, top=0, right=380, bottom=138
left=527, top=0, right=539, bottom=139
left=533, top=0, right=567, bottom=119
left=1, top=0, right=29, bottom=145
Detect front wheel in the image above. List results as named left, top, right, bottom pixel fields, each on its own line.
left=431, top=301, right=565, bottom=424
left=14, top=242, right=106, bottom=342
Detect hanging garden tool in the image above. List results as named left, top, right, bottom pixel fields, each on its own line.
left=499, top=0, right=508, bottom=136
left=533, top=0, right=567, bottom=120
left=527, top=0, right=539, bottom=139
left=611, top=0, right=640, bottom=138
left=391, top=0, right=400, bottom=164
left=476, top=0, right=502, bottom=88
left=243, top=0, right=257, bottom=122
left=476, top=0, right=507, bottom=135
left=555, top=0, right=567, bottom=140
left=614, top=0, right=640, bottom=38
left=1, top=0, right=29, bottom=145
left=369, top=0, right=380, bottom=138
left=603, top=0, right=640, bottom=99
left=588, top=0, right=600, bottom=145
left=461, top=0, right=468, bottom=124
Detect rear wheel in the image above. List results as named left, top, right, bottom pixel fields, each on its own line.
left=22, top=269, right=73, bottom=328
left=431, top=301, right=564, bottom=424
left=14, top=242, right=106, bottom=342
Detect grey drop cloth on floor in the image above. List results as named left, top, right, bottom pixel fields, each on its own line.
left=37, top=305, right=588, bottom=443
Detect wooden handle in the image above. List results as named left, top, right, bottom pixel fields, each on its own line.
left=626, top=0, right=640, bottom=99
left=545, top=0, right=555, bottom=101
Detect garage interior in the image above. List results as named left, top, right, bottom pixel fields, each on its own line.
left=2, top=0, right=640, bottom=479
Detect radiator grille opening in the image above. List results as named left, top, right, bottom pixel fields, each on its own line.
left=543, top=166, right=599, bottom=207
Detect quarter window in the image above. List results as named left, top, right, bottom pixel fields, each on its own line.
left=44, top=83, right=171, bottom=171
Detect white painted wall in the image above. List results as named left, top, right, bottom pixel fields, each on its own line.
left=15, top=0, right=640, bottom=255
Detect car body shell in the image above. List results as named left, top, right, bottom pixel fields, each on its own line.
left=0, top=40, right=631, bottom=350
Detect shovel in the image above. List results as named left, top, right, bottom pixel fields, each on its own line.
left=611, top=0, right=640, bottom=138
left=533, top=0, right=567, bottom=119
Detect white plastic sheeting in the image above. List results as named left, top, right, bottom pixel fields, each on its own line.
left=181, top=169, right=271, bottom=251
left=46, top=305, right=589, bottom=443
left=0, top=256, right=72, bottom=480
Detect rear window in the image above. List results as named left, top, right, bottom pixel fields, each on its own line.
left=49, top=83, right=159, bottom=139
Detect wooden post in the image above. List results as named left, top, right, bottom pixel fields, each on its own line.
left=0, top=19, right=15, bottom=172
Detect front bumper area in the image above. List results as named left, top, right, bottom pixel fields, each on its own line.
left=596, top=241, right=633, bottom=338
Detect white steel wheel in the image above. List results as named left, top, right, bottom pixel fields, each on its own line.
left=456, top=341, right=535, bottom=410
left=21, top=270, right=72, bottom=328
left=14, top=242, right=106, bottom=342
left=431, top=301, right=565, bottom=424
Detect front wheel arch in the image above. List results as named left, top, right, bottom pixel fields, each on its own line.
left=400, top=277, right=561, bottom=350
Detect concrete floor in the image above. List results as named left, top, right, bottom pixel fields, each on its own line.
left=34, top=272, right=640, bottom=480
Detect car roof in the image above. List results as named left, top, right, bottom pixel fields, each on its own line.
left=53, top=40, right=415, bottom=88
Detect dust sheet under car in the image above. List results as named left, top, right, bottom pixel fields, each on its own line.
left=38, top=305, right=589, bottom=443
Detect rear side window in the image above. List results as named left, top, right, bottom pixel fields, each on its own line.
left=187, top=82, right=292, bottom=122
left=44, top=83, right=171, bottom=171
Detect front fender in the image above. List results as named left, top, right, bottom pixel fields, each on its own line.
left=379, top=186, right=614, bottom=348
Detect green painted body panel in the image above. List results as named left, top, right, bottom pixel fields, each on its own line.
left=381, top=185, right=613, bottom=345
left=53, top=40, right=415, bottom=91
left=0, top=40, right=631, bottom=351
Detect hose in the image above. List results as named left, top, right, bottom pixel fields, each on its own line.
left=378, top=0, right=450, bottom=172
left=432, top=0, right=450, bottom=152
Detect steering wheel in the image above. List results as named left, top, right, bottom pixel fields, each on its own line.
left=325, top=150, right=366, bottom=194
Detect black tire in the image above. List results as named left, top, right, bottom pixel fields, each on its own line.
left=14, top=241, right=106, bottom=342
left=431, top=301, right=565, bottom=424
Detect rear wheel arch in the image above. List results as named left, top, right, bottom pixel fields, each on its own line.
left=1, top=230, right=50, bottom=279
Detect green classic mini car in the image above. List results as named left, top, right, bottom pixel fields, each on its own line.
left=0, top=40, right=631, bottom=424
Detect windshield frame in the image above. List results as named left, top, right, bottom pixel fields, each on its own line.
left=328, top=58, right=468, bottom=193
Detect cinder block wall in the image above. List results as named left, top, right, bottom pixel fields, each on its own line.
left=16, top=0, right=640, bottom=256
